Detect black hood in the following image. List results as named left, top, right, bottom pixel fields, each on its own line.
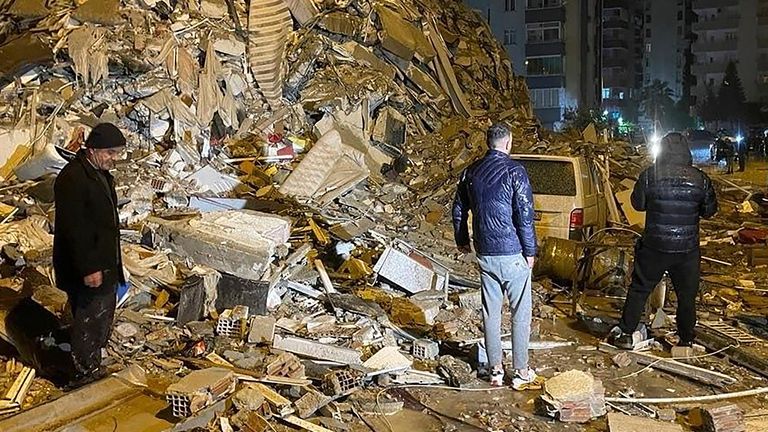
left=656, top=133, right=692, bottom=166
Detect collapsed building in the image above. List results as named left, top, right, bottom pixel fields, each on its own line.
left=0, top=0, right=767, bottom=431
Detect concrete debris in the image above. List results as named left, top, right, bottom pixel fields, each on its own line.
left=273, top=335, right=362, bottom=365
left=295, top=389, right=333, bottom=419
left=231, top=387, right=266, bottom=413
left=537, top=370, right=606, bottom=423
left=247, top=315, right=276, bottom=345
left=703, top=404, right=746, bottom=432
left=436, top=355, right=474, bottom=388
left=266, top=352, right=306, bottom=379
left=607, top=413, right=683, bottom=432
left=412, top=339, right=440, bottom=360
left=0, top=0, right=765, bottom=429
left=165, top=368, right=236, bottom=417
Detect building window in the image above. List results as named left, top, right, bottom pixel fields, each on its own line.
left=725, top=32, right=737, bottom=41
left=602, top=88, right=610, bottom=99
left=646, top=14, right=651, bottom=23
left=526, top=0, right=561, bottom=9
left=526, top=22, right=561, bottom=43
left=526, top=56, right=563, bottom=76
left=646, top=43, right=651, bottom=52
left=505, top=0, right=515, bottom=11
left=530, top=88, right=563, bottom=108
left=678, top=11, right=683, bottom=20
left=619, top=91, right=625, bottom=100
left=504, top=29, right=516, bottom=45
left=645, top=28, right=651, bottom=38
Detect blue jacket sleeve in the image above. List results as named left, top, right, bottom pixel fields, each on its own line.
left=511, top=165, right=537, bottom=257
left=452, top=170, right=471, bottom=247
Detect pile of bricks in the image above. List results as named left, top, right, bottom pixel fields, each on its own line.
left=536, top=370, right=606, bottom=423
left=702, top=404, right=746, bottom=432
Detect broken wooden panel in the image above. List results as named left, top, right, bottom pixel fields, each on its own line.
left=283, top=0, right=320, bottom=26
left=247, top=0, right=292, bottom=109
left=278, top=129, right=369, bottom=206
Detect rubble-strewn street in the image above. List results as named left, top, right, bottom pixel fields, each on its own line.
left=1, top=0, right=768, bottom=431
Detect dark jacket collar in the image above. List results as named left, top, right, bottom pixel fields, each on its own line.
left=485, top=149, right=509, bottom=158
left=75, top=150, right=114, bottom=200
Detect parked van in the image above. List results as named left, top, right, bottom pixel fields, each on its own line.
left=511, top=154, right=608, bottom=242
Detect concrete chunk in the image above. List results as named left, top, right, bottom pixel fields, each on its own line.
left=148, top=210, right=291, bottom=281
left=273, top=335, right=362, bottom=364
left=248, top=315, right=276, bottom=344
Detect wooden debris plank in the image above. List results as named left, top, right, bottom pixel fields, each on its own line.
left=282, top=415, right=335, bottom=432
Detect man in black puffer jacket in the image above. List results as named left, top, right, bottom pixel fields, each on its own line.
left=453, top=124, right=540, bottom=390
left=611, top=132, right=718, bottom=349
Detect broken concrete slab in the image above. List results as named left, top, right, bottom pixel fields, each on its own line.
left=373, top=247, right=439, bottom=294
left=375, top=6, right=434, bottom=61
left=390, top=297, right=440, bottom=327
left=607, top=413, right=684, bottom=432
left=363, top=346, right=412, bottom=372
left=248, top=315, right=276, bottom=344
left=436, top=355, right=474, bottom=388
left=148, top=210, right=291, bottom=281
left=273, top=335, right=362, bottom=365
left=231, top=387, right=266, bottom=412
left=295, top=389, right=334, bottom=419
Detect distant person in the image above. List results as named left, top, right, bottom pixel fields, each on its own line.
left=737, top=138, right=747, bottom=172
left=610, top=132, right=717, bottom=350
left=452, top=123, right=543, bottom=390
left=53, top=123, right=126, bottom=389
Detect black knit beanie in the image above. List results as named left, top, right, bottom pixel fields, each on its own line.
left=85, top=123, right=126, bottom=149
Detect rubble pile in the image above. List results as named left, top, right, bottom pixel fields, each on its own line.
left=0, top=0, right=766, bottom=431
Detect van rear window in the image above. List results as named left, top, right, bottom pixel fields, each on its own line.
left=514, top=160, right=577, bottom=196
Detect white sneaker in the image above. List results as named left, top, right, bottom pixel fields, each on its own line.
left=489, top=369, right=505, bottom=387
left=512, top=368, right=545, bottom=391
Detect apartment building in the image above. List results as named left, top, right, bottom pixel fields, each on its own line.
left=465, top=0, right=603, bottom=129
left=691, top=0, right=768, bottom=106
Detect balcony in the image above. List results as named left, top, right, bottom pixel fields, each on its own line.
left=692, top=14, right=739, bottom=31
left=603, top=39, right=629, bottom=49
left=603, top=57, right=628, bottom=68
left=692, top=39, right=738, bottom=52
left=603, top=18, right=629, bottom=29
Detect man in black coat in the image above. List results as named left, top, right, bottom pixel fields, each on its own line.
left=53, top=123, right=126, bottom=387
left=610, top=132, right=717, bottom=349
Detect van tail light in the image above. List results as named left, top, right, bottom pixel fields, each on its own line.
left=569, top=209, right=584, bottom=230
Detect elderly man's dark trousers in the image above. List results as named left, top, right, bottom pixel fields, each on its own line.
left=68, top=283, right=117, bottom=375
left=619, top=242, right=700, bottom=344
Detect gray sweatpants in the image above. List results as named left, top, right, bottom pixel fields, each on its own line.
left=477, top=254, right=532, bottom=370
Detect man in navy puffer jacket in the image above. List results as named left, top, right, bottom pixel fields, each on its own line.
left=452, top=124, right=540, bottom=390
